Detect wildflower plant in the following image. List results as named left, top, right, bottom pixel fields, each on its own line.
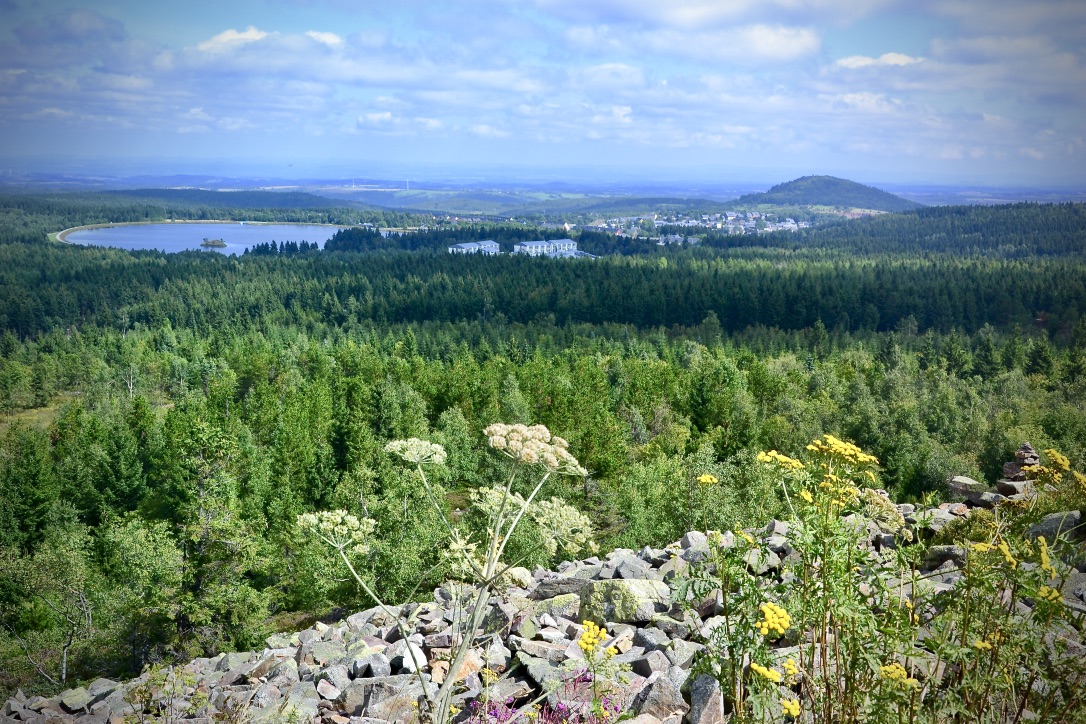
left=300, top=423, right=592, bottom=724
left=679, top=435, right=1086, bottom=723
left=564, top=620, right=627, bottom=720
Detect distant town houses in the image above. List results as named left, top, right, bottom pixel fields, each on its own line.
left=448, top=240, right=501, bottom=255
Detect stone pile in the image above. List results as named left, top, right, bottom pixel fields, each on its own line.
left=5, top=489, right=1084, bottom=723
left=946, top=443, right=1044, bottom=510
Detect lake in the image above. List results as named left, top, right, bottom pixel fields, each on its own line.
left=63, top=222, right=344, bottom=254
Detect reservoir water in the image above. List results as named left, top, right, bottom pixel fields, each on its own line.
left=64, top=223, right=344, bottom=254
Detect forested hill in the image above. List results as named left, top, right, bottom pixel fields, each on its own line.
left=709, top=202, right=1086, bottom=257
left=103, top=188, right=351, bottom=209
left=734, top=175, right=924, bottom=211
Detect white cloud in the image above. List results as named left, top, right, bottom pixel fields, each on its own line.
left=471, top=124, right=510, bottom=138
left=836, top=53, right=924, bottom=69
left=834, top=92, right=900, bottom=113
left=568, top=23, right=820, bottom=64
left=196, top=26, right=269, bottom=53
left=574, top=63, right=645, bottom=89
left=537, top=0, right=890, bottom=29
left=361, top=111, right=394, bottom=125
left=305, top=31, right=343, bottom=47
left=218, top=116, right=254, bottom=130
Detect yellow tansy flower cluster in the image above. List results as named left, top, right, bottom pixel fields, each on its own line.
left=972, top=639, right=993, bottom=651
left=757, top=450, right=804, bottom=471
left=697, top=473, right=718, bottom=485
left=818, top=474, right=861, bottom=508
left=1037, top=586, right=1063, bottom=603
left=880, top=662, right=920, bottom=689
left=781, top=698, right=801, bottom=718
left=799, top=489, right=813, bottom=503
left=1044, top=448, right=1071, bottom=471
left=1036, top=536, right=1056, bottom=577
left=996, top=540, right=1017, bottom=569
left=806, top=434, right=879, bottom=465
left=1023, top=463, right=1063, bottom=486
left=750, top=662, right=782, bottom=683
left=783, top=658, right=799, bottom=680
left=757, top=602, right=791, bottom=637
left=578, top=620, right=617, bottom=657
left=737, top=530, right=757, bottom=546
left=971, top=542, right=995, bottom=554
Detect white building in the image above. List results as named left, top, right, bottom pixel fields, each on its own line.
left=513, top=239, right=578, bottom=256
left=448, top=240, right=501, bottom=255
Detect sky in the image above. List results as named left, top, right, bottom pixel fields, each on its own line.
left=0, top=0, right=1084, bottom=186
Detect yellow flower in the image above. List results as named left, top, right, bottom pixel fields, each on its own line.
left=973, top=639, right=993, bottom=651
left=1037, top=536, right=1055, bottom=577
left=996, top=540, right=1017, bottom=569
left=970, top=542, right=995, bottom=553
left=783, top=659, right=798, bottom=677
left=757, top=602, right=791, bottom=637
left=578, top=620, right=605, bottom=653
left=697, top=473, right=718, bottom=485
left=880, top=662, right=918, bottom=688
left=737, top=530, right=756, bottom=546
left=750, top=662, right=782, bottom=683
left=1037, top=586, right=1063, bottom=603
left=799, top=489, right=813, bottom=503
left=1044, top=448, right=1071, bottom=472
left=782, top=698, right=801, bottom=718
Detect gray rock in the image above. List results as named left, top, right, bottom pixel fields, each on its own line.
left=59, top=688, right=92, bottom=714
left=340, top=674, right=429, bottom=716
left=973, top=491, right=1008, bottom=509
left=386, top=639, right=428, bottom=673
left=996, top=479, right=1034, bottom=497
left=516, top=651, right=566, bottom=690
left=633, top=673, right=689, bottom=720
left=664, top=638, right=702, bottom=669
left=316, top=664, right=351, bottom=691
left=299, top=640, right=345, bottom=666
left=615, top=555, right=657, bottom=580
left=1026, top=511, right=1084, bottom=543
left=634, top=627, right=671, bottom=652
left=917, top=507, right=958, bottom=533
left=651, top=614, right=693, bottom=640
left=923, top=545, right=967, bottom=571
left=947, top=475, right=987, bottom=495
left=316, top=678, right=341, bottom=700
left=279, top=681, right=319, bottom=721
left=509, top=636, right=569, bottom=662
left=1063, top=572, right=1086, bottom=604
left=579, top=579, right=671, bottom=624
left=632, top=650, right=671, bottom=677
left=351, top=651, right=391, bottom=678
left=764, top=519, right=789, bottom=537
left=743, top=547, right=781, bottom=575
left=681, top=531, right=708, bottom=549
left=688, top=674, right=725, bottom=724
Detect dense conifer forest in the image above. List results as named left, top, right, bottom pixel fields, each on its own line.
left=1, top=194, right=1084, bottom=698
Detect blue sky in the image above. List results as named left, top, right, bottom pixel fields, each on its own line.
left=1, top=0, right=1084, bottom=185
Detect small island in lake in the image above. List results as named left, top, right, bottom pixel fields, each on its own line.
left=201, top=237, right=227, bottom=247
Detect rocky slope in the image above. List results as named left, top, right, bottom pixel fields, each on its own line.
left=4, top=488, right=1084, bottom=723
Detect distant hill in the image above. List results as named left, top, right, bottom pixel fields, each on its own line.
left=733, top=175, right=924, bottom=212
left=104, top=188, right=349, bottom=209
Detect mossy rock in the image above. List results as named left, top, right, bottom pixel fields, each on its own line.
left=578, top=579, right=671, bottom=624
